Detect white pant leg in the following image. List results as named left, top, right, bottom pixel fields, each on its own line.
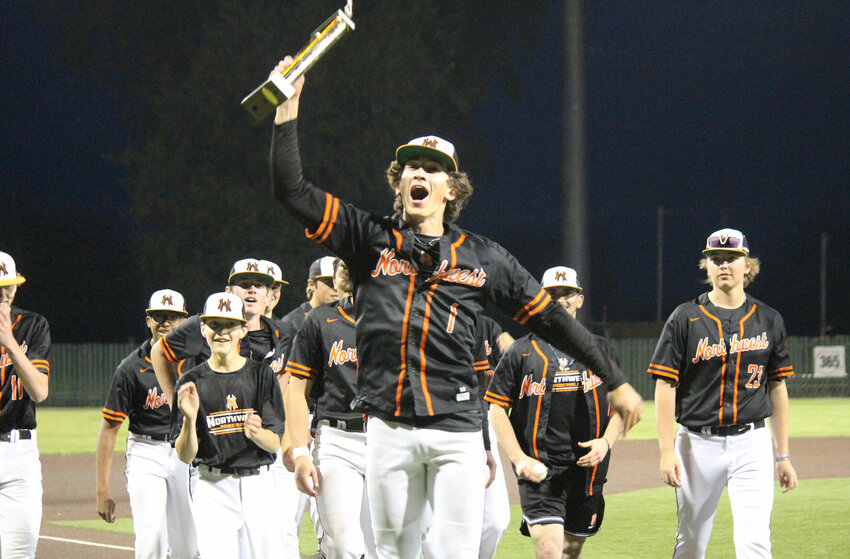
left=673, top=427, right=727, bottom=559
left=274, top=452, right=303, bottom=559
left=193, top=472, right=244, bottom=559
left=728, top=426, right=774, bottom=559
left=126, top=436, right=170, bottom=559
left=0, top=433, right=42, bottom=559
left=366, top=418, right=429, bottom=559
left=314, top=425, right=373, bottom=559
left=479, top=424, right=510, bottom=559
left=424, top=429, right=485, bottom=559
left=241, top=467, right=285, bottom=559
left=164, top=451, right=200, bottom=559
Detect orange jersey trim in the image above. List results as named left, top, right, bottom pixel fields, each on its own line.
left=159, top=336, right=179, bottom=363
left=530, top=340, right=549, bottom=460
left=698, top=304, right=727, bottom=424
left=732, top=304, right=758, bottom=424
left=449, top=234, right=466, bottom=268
left=285, top=361, right=315, bottom=379
left=101, top=408, right=127, bottom=422
left=305, top=193, right=340, bottom=243
left=395, top=274, right=417, bottom=416
left=513, top=290, right=552, bottom=325
left=484, top=391, right=512, bottom=407
left=417, top=282, right=440, bottom=416
left=337, top=306, right=355, bottom=324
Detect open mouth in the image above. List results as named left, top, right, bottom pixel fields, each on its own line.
left=410, top=184, right=430, bottom=201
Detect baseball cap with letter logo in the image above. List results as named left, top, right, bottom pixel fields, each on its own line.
left=259, top=259, right=289, bottom=285
left=540, top=266, right=582, bottom=291
left=395, top=135, right=459, bottom=172
left=146, top=289, right=189, bottom=315
left=702, top=228, right=749, bottom=256
left=200, top=292, right=247, bottom=323
left=0, top=252, right=26, bottom=287
left=228, top=258, right=275, bottom=286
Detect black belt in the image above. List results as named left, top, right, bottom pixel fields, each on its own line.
left=318, top=417, right=366, bottom=432
left=686, top=419, right=766, bottom=437
left=199, top=464, right=271, bottom=477
left=0, top=429, right=33, bottom=442
left=132, top=432, right=170, bottom=442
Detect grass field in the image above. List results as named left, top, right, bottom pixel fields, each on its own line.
left=37, top=399, right=850, bottom=557
left=36, top=398, right=849, bottom=455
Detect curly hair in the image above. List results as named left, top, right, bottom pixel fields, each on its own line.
left=385, top=159, right=473, bottom=223
left=699, top=255, right=761, bottom=287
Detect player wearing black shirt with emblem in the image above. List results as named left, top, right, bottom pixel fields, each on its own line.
left=487, top=267, right=623, bottom=559
left=174, top=292, right=285, bottom=559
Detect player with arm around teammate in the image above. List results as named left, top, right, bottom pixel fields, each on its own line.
left=0, top=251, right=51, bottom=559
left=96, top=289, right=199, bottom=559
left=649, top=229, right=797, bottom=559
left=269, top=58, right=641, bottom=559
left=486, top=266, right=623, bottom=559
left=286, top=258, right=377, bottom=559
left=173, top=292, right=286, bottom=559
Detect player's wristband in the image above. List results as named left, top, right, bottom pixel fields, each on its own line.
left=602, top=437, right=611, bottom=454
left=775, top=454, right=791, bottom=463
left=293, top=446, right=311, bottom=460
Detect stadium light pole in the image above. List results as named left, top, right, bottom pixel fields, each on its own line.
left=563, top=0, right=589, bottom=325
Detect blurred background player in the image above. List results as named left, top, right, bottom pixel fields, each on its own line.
left=173, top=292, right=285, bottom=559
left=487, top=266, right=623, bottom=559
left=0, top=251, right=51, bottom=559
left=278, top=255, right=337, bottom=558
left=476, top=315, right=514, bottom=559
left=96, top=289, right=199, bottom=559
left=260, top=259, right=289, bottom=320
left=649, top=228, right=797, bottom=558
left=286, top=258, right=376, bottom=559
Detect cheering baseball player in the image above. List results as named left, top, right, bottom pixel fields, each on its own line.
left=173, top=292, right=286, bottom=559
left=649, top=228, right=797, bottom=558
left=260, top=259, right=290, bottom=320
left=0, top=251, right=50, bottom=559
left=96, top=289, right=199, bottom=559
left=286, top=257, right=377, bottom=559
left=486, top=267, right=623, bottom=559
left=268, top=58, right=642, bottom=559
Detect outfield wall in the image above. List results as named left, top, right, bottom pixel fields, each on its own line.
left=43, top=336, right=850, bottom=406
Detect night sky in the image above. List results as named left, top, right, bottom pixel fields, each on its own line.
left=3, top=2, right=849, bottom=342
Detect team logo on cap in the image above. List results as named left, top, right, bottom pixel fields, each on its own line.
left=218, top=298, right=232, bottom=313
left=161, top=294, right=173, bottom=306
left=247, top=261, right=259, bottom=272
left=719, top=233, right=730, bottom=245
left=554, top=270, right=569, bottom=282
left=422, top=137, right=438, bottom=147
left=0, top=263, right=7, bottom=277
left=266, top=264, right=275, bottom=275
left=226, top=394, right=238, bottom=411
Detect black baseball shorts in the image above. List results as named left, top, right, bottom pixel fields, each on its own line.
left=517, top=464, right=605, bottom=538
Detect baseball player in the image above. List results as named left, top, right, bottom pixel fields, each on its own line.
left=173, top=292, right=286, bottom=559
left=286, top=257, right=377, bottom=559
left=279, top=255, right=339, bottom=355
left=649, top=228, right=797, bottom=558
left=260, top=259, right=290, bottom=319
left=269, top=58, right=642, bottom=559
left=96, top=289, right=199, bottom=559
left=475, top=315, right=513, bottom=559
left=486, top=266, right=624, bottom=559
left=0, top=251, right=50, bottom=559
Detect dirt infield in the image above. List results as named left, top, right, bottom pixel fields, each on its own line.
left=37, top=437, right=850, bottom=558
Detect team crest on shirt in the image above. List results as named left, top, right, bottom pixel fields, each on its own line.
left=691, top=332, right=769, bottom=363
left=328, top=339, right=357, bottom=366
left=144, top=387, right=166, bottom=410
left=226, top=393, right=238, bottom=410
left=557, top=356, right=573, bottom=371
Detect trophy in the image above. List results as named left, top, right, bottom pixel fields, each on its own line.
left=241, top=1, right=355, bottom=121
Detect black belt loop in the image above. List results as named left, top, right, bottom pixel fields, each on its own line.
left=686, top=419, right=766, bottom=437
left=0, top=429, right=33, bottom=442
left=132, top=432, right=170, bottom=442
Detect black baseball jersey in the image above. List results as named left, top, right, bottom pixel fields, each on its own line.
left=0, top=305, right=50, bottom=430
left=285, top=297, right=360, bottom=427
left=279, top=301, right=313, bottom=359
left=101, top=340, right=194, bottom=438
left=485, top=333, right=614, bottom=494
left=647, top=292, right=795, bottom=427
left=271, top=121, right=626, bottom=424
left=160, top=314, right=288, bottom=376
left=172, top=359, right=285, bottom=469
left=477, top=315, right=505, bottom=391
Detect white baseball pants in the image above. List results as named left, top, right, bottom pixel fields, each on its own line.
left=193, top=466, right=283, bottom=559
left=673, top=424, right=774, bottom=559
left=366, top=417, right=485, bottom=559
left=274, top=452, right=303, bottom=559
left=0, top=430, right=41, bottom=559
left=313, top=424, right=376, bottom=559
left=479, top=423, right=510, bottom=559
left=125, top=434, right=199, bottom=559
